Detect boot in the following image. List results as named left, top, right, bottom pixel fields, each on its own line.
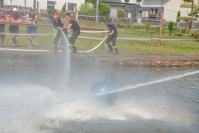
left=72, top=46, right=77, bottom=53
left=108, top=45, right=113, bottom=52
left=115, top=47, right=119, bottom=54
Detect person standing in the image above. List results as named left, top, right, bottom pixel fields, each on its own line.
left=53, top=12, right=68, bottom=52
left=106, top=19, right=119, bottom=53
left=26, top=9, right=38, bottom=47
left=65, top=13, right=80, bottom=53
left=0, top=9, right=7, bottom=46
left=9, top=8, right=22, bottom=47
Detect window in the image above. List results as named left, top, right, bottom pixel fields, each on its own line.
left=47, top=0, right=56, bottom=11
left=151, top=9, right=158, bottom=16
left=139, top=10, right=142, bottom=17
left=67, top=3, right=76, bottom=12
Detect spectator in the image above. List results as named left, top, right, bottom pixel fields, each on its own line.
left=9, top=8, right=22, bottom=47
left=26, top=9, right=38, bottom=47
left=0, top=9, right=7, bottom=46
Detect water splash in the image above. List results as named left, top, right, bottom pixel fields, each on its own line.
left=96, top=70, right=199, bottom=96
left=59, top=29, right=71, bottom=84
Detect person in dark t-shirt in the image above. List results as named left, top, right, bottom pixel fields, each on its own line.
left=65, top=13, right=80, bottom=53
left=106, top=18, right=119, bottom=53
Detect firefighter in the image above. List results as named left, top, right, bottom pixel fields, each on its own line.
left=65, top=13, right=80, bottom=53
left=106, top=18, right=119, bottom=54
left=53, top=12, right=68, bottom=52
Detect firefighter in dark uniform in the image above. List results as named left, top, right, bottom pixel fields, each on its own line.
left=53, top=12, right=68, bottom=52
left=65, top=13, right=80, bottom=53
left=26, top=9, right=38, bottom=47
left=106, top=19, right=119, bottom=53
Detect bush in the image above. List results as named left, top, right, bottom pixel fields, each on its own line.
left=168, top=21, right=174, bottom=35
left=148, top=13, right=156, bottom=19
left=177, top=11, right=181, bottom=22
left=174, top=33, right=183, bottom=36
left=189, top=30, right=199, bottom=39
left=79, top=3, right=95, bottom=15
left=144, top=23, right=150, bottom=30
left=179, top=16, right=197, bottom=21
left=118, top=9, right=126, bottom=18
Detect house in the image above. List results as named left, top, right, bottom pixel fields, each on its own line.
left=103, top=0, right=181, bottom=22
left=2, top=0, right=47, bottom=10
left=53, top=0, right=85, bottom=12
left=0, top=0, right=85, bottom=12
left=180, top=0, right=199, bottom=17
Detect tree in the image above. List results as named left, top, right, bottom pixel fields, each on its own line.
left=168, top=21, right=174, bottom=36
left=183, top=0, right=194, bottom=12
left=85, top=0, right=96, bottom=7
left=176, top=11, right=181, bottom=22
left=61, top=2, right=66, bottom=16
left=118, top=9, right=126, bottom=18
left=100, top=3, right=110, bottom=20
left=79, top=3, right=95, bottom=15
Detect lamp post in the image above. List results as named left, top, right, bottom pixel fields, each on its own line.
left=159, top=0, right=164, bottom=47
left=96, top=0, right=100, bottom=22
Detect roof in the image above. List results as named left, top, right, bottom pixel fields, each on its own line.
left=102, top=0, right=137, bottom=6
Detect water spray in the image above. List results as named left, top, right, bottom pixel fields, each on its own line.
left=96, top=70, right=199, bottom=96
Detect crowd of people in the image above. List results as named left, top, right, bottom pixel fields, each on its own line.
left=0, top=8, right=38, bottom=47
left=0, top=7, right=119, bottom=54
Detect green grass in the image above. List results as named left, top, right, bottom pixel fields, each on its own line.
left=1, top=22, right=199, bottom=56
left=2, top=25, right=54, bottom=49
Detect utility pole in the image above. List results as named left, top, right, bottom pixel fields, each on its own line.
left=10, top=0, right=13, bottom=6
left=24, top=0, right=26, bottom=8
left=159, top=0, right=164, bottom=47
left=96, top=0, right=100, bottom=22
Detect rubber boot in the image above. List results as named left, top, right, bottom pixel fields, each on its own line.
left=115, top=47, right=119, bottom=54
left=108, top=45, right=113, bottom=52
left=72, top=46, right=77, bottom=53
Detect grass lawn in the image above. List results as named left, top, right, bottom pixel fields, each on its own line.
left=1, top=21, right=199, bottom=56
left=2, top=24, right=55, bottom=49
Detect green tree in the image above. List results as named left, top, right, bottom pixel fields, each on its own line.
left=168, top=21, right=174, bottom=36
left=85, top=0, right=96, bottom=7
left=118, top=9, right=126, bottom=18
left=183, top=0, right=194, bottom=12
left=100, top=3, right=110, bottom=20
left=79, top=3, right=95, bottom=15
left=60, top=2, right=66, bottom=16
left=177, top=11, right=181, bottom=22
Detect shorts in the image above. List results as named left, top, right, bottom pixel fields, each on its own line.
left=9, top=25, right=19, bottom=33
left=26, top=26, right=37, bottom=34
